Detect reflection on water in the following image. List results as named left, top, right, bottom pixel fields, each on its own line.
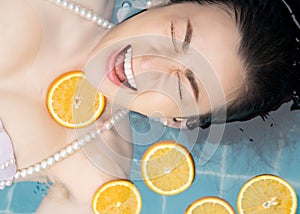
left=130, top=101, right=300, bottom=214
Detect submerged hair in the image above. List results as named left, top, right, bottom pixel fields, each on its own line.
left=168, top=0, right=300, bottom=129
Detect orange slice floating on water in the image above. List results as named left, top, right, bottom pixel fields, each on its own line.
left=92, top=180, right=142, bottom=214
left=141, top=140, right=195, bottom=196
left=47, top=71, right=105, bottom=128
left=237, top=174, right=298, bottom=214
left=185, top=196, right=235, bottom=214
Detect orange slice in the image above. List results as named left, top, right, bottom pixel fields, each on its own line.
left=185, top=196, right=235, bottom=214
left=237, top=174, right=298, bottom=214
left=92, top=180, right=142, bottom=214
left=141, top=140, right=195, bottom=196
left=47, top=71, right=105, bottom=128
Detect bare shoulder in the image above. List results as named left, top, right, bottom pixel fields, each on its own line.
left=36, top=183, right=93, bottom=214
left=0, top=0, right=41, bottom=77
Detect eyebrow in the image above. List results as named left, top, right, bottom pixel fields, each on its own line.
left=170, top=20, right=197, bottom=99
left=185, top=69, right=199, bottom=101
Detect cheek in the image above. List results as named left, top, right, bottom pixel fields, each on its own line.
left=97, top=79, right=118, bottom=100
left=129, top=91, right=182, bottom=117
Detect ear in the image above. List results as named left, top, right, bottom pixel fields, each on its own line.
left=146, top=0, right=171, bottom=8
left=160, top=117, right=188, bottom=129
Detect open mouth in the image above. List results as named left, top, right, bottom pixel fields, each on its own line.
left=106, top=45, right=137, bottom=91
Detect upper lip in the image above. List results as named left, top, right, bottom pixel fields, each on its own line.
left=108, top=45, right=137, bottom=91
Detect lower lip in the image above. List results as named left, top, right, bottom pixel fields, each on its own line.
left=106, top=46, right=127, bottom=87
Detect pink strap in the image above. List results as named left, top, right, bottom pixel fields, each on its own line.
left=0, top=119, right=17, bottom=182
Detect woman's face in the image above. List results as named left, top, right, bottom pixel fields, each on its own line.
left=85, top=2, right=244, bottom=119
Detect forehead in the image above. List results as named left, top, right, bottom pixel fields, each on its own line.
left=160, top=3, right=244, bottom=110
left=161, top=3, right=241, bottom=69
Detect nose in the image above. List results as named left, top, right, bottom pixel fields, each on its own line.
left=139, top=55, right=182, bottom=74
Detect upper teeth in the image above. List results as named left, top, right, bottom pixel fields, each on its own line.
left=124, top=47, right=137, bottom=89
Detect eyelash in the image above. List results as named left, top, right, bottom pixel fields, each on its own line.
left=176, top=72, right=183, bottom=100
left=170, top=67, right=184, bottom=100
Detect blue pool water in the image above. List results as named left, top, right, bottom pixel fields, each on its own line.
left=111, top=2, right=300, bottom=212
left=129, top=102, right=300, bottom=214
left=0, top=1, right=299, bottom=213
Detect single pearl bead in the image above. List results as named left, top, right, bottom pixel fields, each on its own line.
left=0, top=164, right=4, bottom=170
left=34, top=164, right=42, bottom=173
left=84, top=134, right=92, bottom=143
left=20, top=169, right=27, bottom=178
left=73, top=5, right=80, bottom=14
left=14, top=171, right=21, bottom=179
left=104, top=122, right=112, bottom=130
left=91, top=14, right=98, bottom=22
left=146, top=0, right=152, bottom=8
left=114, top=115, right=120, bottom=122
left=85, top=11, right=93, bottom=20
left=117, top=111, right=125, bottom=117
left=47, top=157, right=55, bottom=166
left=78, top=138, right=86, bottom=147
left=95, top=128, right=102, bottom=135
left=80, top=9, right=87, bottom=17
left=54, top=153, right=61, bottom=162
left=97, top=17, right=104, bottom=25
left=5, top=180, right=12, bottom=186
left=102, top=20, right=109, bottom=28
left=66, top=145, right=74, bottom=154
left=27, top=167, right=34, bottom=175
left=72, top=141, right=80, bottom=150
left=55, top=0, right=62, bottom=4
left=90, top=131, right=97, bottom=139
left=41, top=161, right=48, bottom=169
left=107, top=24, right=114, bottom=29
left=4, top=161, right=10, bottom=168
left=60, top=0, right=68, bottom=8
left=60, top=149, right=67, bottom=158
left=68, top=2, right=75, bottom=10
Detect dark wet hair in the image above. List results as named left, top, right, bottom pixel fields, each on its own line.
left=169, top=0, right=300, bottom=129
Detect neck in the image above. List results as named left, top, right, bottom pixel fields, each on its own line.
left=26, top=0, right=116, bottom=55
left=31, top=0, right=116, bottom=21
left=5, top=0, right=116, bottom=168
left=24, top=0, right=116, bottom=99
left=33, top=0, right=115, bottom=30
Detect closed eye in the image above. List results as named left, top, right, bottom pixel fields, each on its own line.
left=171, top=21, right=179, bottom=53
left=176, top=72, right=183, bottom=100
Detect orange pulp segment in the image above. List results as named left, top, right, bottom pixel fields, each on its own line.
left=141, top=140, right=195, bottom=196
left=47, top=71, right=105, bottom=128
left=185, top=196, right=235, bottom=214
left=92, top=180, right=142, bottom=214
left=237, top=174, right=298, bottom=214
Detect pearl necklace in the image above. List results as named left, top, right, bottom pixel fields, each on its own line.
left=1, top=0, right=119, bottom=191
left=0, top=110, right=128, bottom=190
left=44, top=0, right=115, bottom=29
